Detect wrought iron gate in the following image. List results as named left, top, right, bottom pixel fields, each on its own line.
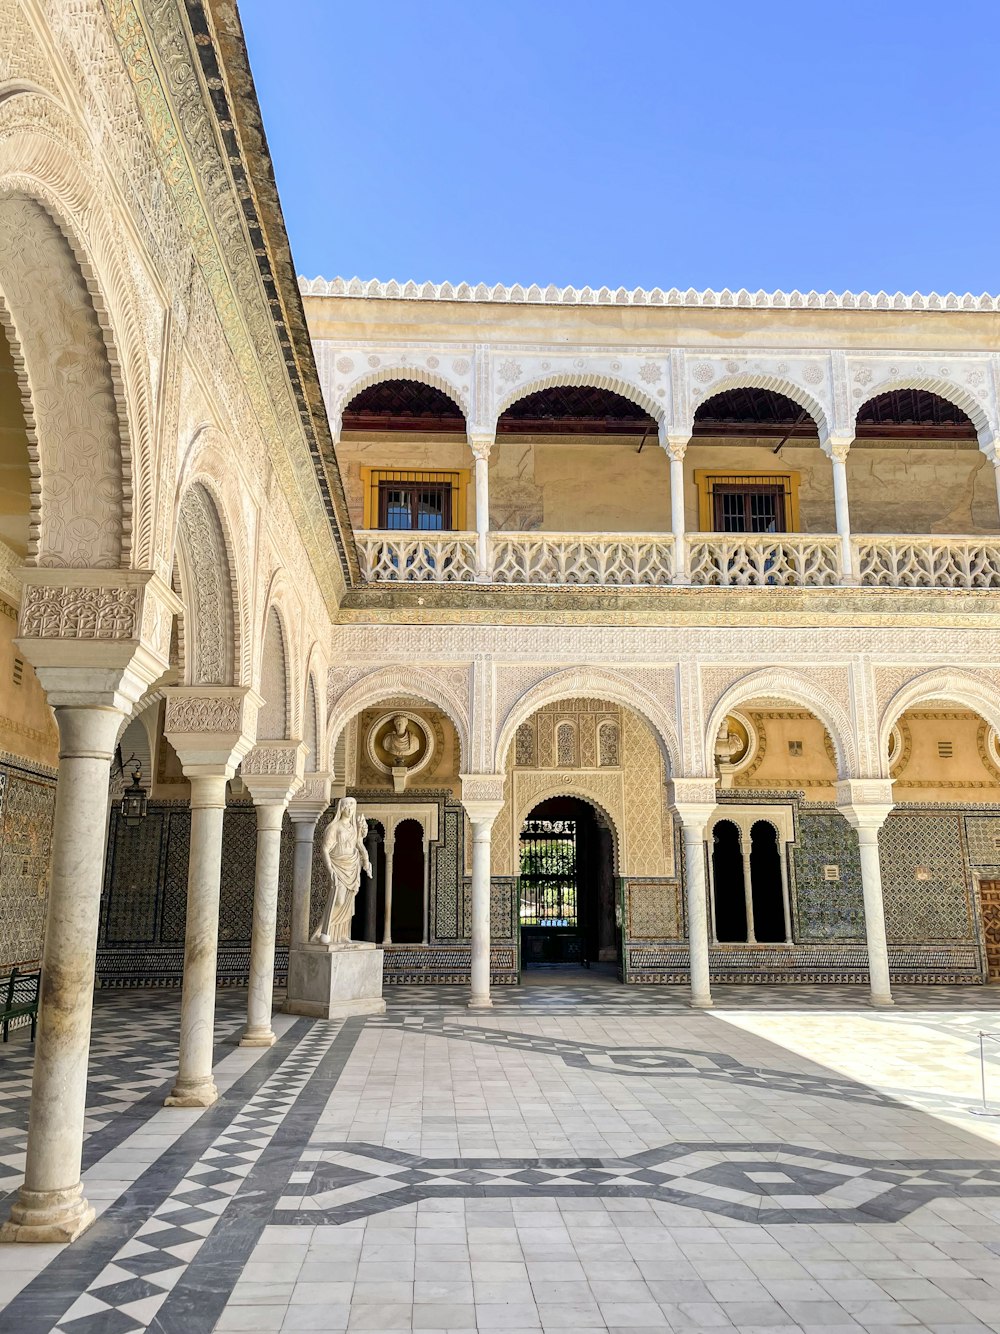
left=519, top=818, right=581, bottom=963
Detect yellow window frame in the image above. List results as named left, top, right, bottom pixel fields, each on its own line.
left=360, top=467, right=470, bottom=530
left=694, top=470, right=801, bottom=533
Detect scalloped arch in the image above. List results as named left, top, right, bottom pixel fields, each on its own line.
left=335, top=365, right=470, bottom=426
left=302, top=641, right=327, bottom=771
left=257, top=569, right=303, bottom=739
left=494, top=371, right=664, bottom=427
left=854, top=379, right=995, bottom=449
left=690, top=372, right=832, bottom=445
left=878, top=669, right=1000, bottom=763
left=494, top=667, right=679, bottom=775
left=327, top=666, right=471, bottom=767
left=703, top=668, right=854, bottom=778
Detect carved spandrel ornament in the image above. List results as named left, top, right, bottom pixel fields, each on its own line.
left=365, top=711, right=433, bottom=793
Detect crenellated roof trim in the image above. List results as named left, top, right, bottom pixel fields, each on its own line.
left=300, top=275, right=1000, bottom=313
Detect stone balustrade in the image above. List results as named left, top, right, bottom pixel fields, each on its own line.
left=356, top=529, right=1000, bottom=590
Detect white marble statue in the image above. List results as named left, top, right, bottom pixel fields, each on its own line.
left=312, top=797, right=372, bottom=945
left=383, top=713, right=420, bottom=764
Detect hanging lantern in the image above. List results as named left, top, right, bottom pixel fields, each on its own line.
left=120, top=758, right=148, bottom=827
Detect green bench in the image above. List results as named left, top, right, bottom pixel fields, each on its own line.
left=1, top=966, right=40, bottom=1042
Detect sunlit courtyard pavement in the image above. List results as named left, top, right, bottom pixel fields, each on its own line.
left=4, top=976, right=1000, bottom=1333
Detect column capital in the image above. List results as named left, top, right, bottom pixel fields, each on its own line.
left=460, top=772, right=506, bottom=820
left=163, top=685, right=260, bottom=777
left=666, top=777, right=718, bottom=825
left=836, top=778, right=894, bottom=831
left=288, top=772, right=332, bottom=822
left=468, top=433, right=495, bottom=461
left=16, top=570, right=180, bottom=708
left=821, top=435, right=854, bottom=462
left=659, top=429, right=691, bottom=461
left=242, top=739, right=307, bottom=806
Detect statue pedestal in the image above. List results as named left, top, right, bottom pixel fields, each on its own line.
left=285, top=941, right=386, bottom=1019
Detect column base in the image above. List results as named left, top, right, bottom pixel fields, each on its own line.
left=870, top=994, right=894, bottom=1008
left=0, top=1182, right=95, bottom=1244
left=240, top=1028, right=276, bottom=1048
left=689, top=996, right=714, bottom=1009
left=165, top=1077, right=219, bottom=1108
left=468, top=995, right=493, bottom=1009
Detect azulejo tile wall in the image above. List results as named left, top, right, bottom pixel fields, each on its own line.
left=0, top=753, right=57, bottom=971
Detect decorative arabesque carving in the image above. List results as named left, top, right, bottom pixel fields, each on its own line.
left=176, top=484, right=233, bottom=686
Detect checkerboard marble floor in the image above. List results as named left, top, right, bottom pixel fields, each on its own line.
left=4, top=977, right=1000, bottom=1333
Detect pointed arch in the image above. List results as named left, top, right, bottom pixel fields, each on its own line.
left=703, top=667, right=854, bottom=778
left=327, top=665, right=470, bottom=766
left=879, top=669, right=1000, bottom=763
left=494, top=667, right=679, bottom=775
left=495, top=372, right=663, bottom=427
left=691, top=373, right=831, bottom=446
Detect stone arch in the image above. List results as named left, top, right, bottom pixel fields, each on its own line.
left=0, top=193, right=127, bottom=568
left=878, top=669, right=1000, bottom=765
left=327, top=666, right=471, bottom=767
left=173, top=480, right=241, bottom=687
left=690, top=373, right=831, bottom=446
left=256, top=571, right=302, bottom=740
left=494, top=667, right=679, bottom=776
left=703, top=668, right=854, bottom=778
left=302, top=643, right=326, bottom=772
left=0, top=93, right=162, bottom=569
left=257, top=606, right=289, bottom=741
left=174, top=428, right=254, bottom=686
left=335, top=366, right=470, bottom=434
left=854, top=379, right=995, bottom=452
left=514, top=785, right=621, bottom=876
left=494, top=372, right=663, bottom=427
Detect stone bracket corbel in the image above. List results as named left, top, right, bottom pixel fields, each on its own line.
left=242, top=739, right=308, bottom=806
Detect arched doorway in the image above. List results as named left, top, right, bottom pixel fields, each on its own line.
left=519, top=797, right=616, bottom=968
left=711, top=820, right=747, bottom=941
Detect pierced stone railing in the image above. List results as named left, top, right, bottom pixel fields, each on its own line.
left=357, top=531, right=479, bottom=583
left=490, top=533, right=674, bottom=585
left=357, top=529, right=1000, bottom=590
left=855, top=537, right=1000, bottom=588
left=688, top=535, right=842, bottom=586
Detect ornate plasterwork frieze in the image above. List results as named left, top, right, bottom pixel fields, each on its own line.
left=302, top=274, right=1000, bottom=313
left=17, top=572, right=179, bottom=663
left=102, top=0, right=355, bottom=598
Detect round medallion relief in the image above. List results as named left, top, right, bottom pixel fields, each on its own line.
left=365, top=711, right=434, bottom=778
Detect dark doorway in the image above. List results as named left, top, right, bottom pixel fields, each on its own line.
left=390, top=819, right=425, bottom=943
left=351, top=819, right=384, bottom=942
left=519, top=797, right=617, bottom=969
left=749, top=821, right=787, bottom=942
left=711, top=819, right=747, bottom=941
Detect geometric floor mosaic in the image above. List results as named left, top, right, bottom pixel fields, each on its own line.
left=3, top=975, right=1000, bottom=1334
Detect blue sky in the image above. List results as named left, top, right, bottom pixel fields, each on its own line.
left=240, top=1, right=1000, bottom=294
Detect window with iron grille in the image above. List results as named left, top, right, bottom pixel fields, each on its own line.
left=378, top=478, right=453, bottom=530
left=696, top=472, right=798, bottom=533
left=519, top=819, right=578, bottom=926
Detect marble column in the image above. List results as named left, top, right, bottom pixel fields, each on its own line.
left=382, top=829, right=395, bottom=946
left=668, top=780, right=719, bottom=1010
left=470, top=434, right=494, bottom=582
left=739, top=830, right=756, bottom=944
left=663, top=434, right=690, bottom=583
left=162, top=688, right=256, bottom=1106
left=363, top=826, right=381, bottom=941
left=1, top=570, right=176, bottom=1245
left=168, top=774, right=229, bottom=1105
left=825, top=438, right=854, bottom=581
left=990, top=450, right=1000, bottom=526
left=463, top=798, right=504, bottom=1009
left=837, top=780, right=894, bottom=1008
left=241, top=743, right=305, bottom=1047
left=0, top=703, right=128, bottom=1243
